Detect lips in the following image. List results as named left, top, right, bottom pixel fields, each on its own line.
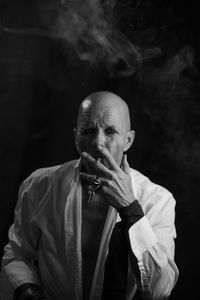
left=90, top=155, right=105, bottom=165
left=92, top=156, right=103, bottom=164
left=90, top=153, right=102, bottom=159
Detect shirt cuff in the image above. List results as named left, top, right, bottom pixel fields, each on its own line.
left=14, top=283, right=45, bottom=300
left=128, top=216, right=158, bottom=260
left=3, top=261, right=40, bottom=289
left=117, top=200, right=144, bottom=228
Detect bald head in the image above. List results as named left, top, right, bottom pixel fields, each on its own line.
left=77, top=91, right=131, bottom=131
left=74, top=91, right=134, bottom=167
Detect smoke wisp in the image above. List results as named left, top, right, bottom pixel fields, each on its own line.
left=140, top=45, right=200, bottom=170
left=45, top=0, right=161, bottom=76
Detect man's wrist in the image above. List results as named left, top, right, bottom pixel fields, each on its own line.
left=14, top=283, right=45, bottom=300
left=117, top=200, right=144, bottom=228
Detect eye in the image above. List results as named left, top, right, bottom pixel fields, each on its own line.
left=81, top=127, right=96, bottom=135
left=105, top=127, right=116, bottom=135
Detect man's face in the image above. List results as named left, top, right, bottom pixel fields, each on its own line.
left=75, top=98, right=132, bottom=171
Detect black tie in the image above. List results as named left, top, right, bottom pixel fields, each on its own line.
left=102, top=222, right=128, bottom=300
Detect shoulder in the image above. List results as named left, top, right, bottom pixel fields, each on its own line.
left=21, top=160, right=78, bottom=192
left=129, top=168, right=175, bottom=215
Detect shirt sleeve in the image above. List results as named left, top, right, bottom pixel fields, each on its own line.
left=1, top=178, right=42, bottom=290
left=127, top=193, right=179, bottom=300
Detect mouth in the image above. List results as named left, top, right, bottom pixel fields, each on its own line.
left=90, top=153, right=103, bottom=159
left=93, top=156, right=104, bottom=162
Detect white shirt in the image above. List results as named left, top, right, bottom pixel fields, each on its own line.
left=1, top=159, right=179, bottom=299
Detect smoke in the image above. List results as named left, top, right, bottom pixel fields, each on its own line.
left=139, top=45, right=200, bottom=170
left=49, top=0, right=200, bottom=170
left=3, top=0, right=199, bottom=170
left=143, top=46, right=195, bottom=96
left=42, top=0, right=161, bottom=76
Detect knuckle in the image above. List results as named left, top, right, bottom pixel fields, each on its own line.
left=109, top=173, right=115, bottom=180
left=101, top=185, right=106, bottom=193
left=106, top=180, right=112, bottom=187
left=96, top=158, right=101, bottom=168
left=103, top=185, right=110, bottom=194
left=119, top=173, right=125, bottom=180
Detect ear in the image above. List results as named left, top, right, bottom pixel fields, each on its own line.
left=124, top=130, right=135, bottom=152
left=73, top=128, right=79, bottom=153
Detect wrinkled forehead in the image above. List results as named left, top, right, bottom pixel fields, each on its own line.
left=77, top=97, right=130, bottom=130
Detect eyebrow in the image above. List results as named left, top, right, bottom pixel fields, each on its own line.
left=80, top=121, right=119, bottom=132
left=80, top=121, right=96, bottom=128
left=105, top=124, right=118, bottom=130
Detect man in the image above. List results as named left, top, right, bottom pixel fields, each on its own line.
left=1, top=91, right=178, bottom=300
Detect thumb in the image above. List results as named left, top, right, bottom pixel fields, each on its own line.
left=121, top=154, right=130, bottom=174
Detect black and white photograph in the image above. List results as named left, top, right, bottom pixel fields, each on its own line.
left=0, top=1, right=199, bottom=299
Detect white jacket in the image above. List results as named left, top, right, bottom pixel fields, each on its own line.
left=1, top=159, right=179, bottom=299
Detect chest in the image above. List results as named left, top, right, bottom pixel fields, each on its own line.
left=81, top=190, right=109, bottom=258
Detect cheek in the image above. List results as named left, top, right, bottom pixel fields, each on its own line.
left=107, top=140, right=125, bottom=164
left=76, top=136, right=89, bottom=152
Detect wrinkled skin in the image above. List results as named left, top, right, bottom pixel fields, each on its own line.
left=74, top=91, right=136, bottom=208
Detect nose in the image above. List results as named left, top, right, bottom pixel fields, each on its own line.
left=92, top=129, right=105, bottom=149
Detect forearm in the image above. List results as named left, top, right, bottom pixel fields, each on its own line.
left=2, top=254, right=45, bottom=300
left=118, top=201, right=178, bottom=299
left=2, top=180, right=42, bottom=290
left=140, top=248, right=178, bottom=300
left=2, top=241, right=41, bottom=290
left=127, top=217, right=178, bottom=300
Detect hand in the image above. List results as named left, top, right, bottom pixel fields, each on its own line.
left=80, top=146, right=136, bottom=209
left=14, top=283, right=46, bottom=300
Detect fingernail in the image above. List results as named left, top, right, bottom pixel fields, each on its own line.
left=81, top=152, right=87, bottom=158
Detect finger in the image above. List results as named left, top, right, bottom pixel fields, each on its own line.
left=80, top=172, right=104, bottom=182
left=96, top=146, right=120, bottom=171
left=80, top=172, right=108, bottom=189
left=121, top=154, right=130, bottom=175
left=80, top=172, right=99, bottom=184
left=81, top=152, right=113, bottom=178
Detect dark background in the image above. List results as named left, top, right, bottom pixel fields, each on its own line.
left=0, top=0, right=200, bottom=299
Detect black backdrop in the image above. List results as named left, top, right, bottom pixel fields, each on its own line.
left=1, top=1, right=200, bottom=299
